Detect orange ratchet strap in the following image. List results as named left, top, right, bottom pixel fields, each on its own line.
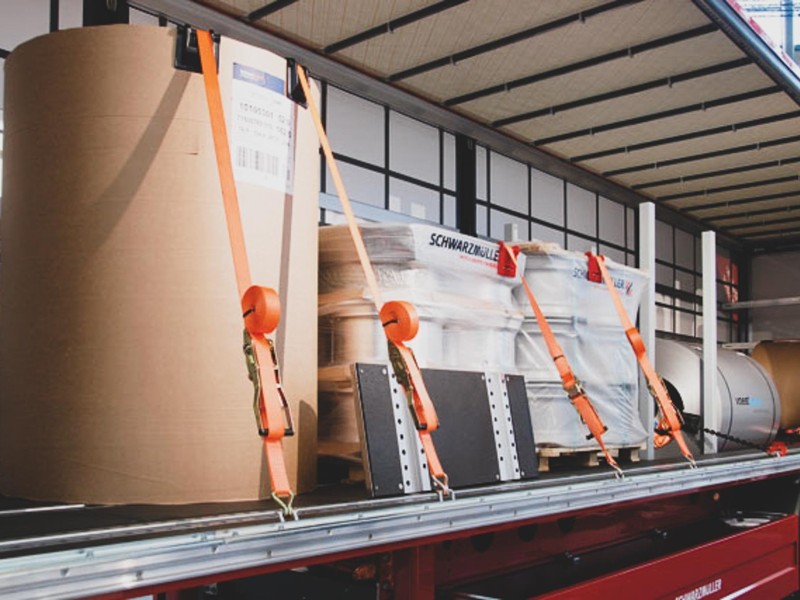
left=501, top=243, right=623, bottom=478
left=197, top=30, right=297, bottom=516
left=294, top=64, right=450, bottom=496
left=589, top=253, right=696, bottom=468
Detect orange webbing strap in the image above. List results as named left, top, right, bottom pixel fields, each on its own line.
left=592, top=253, right=696, bottom=468
left=295, top=65, right=450, bottom=495
left=197, top=30, right=296, bottom=515
left=501, top=244, right=623, bottom=477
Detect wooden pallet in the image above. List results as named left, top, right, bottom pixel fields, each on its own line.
left=537, top=444, right=644, bottom=473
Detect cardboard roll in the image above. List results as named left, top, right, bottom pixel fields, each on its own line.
left=0, top=25, right=319, bottom=504
left=752, top=341, right=800, bottom=429
left=655, top=340, right=780, bottom=451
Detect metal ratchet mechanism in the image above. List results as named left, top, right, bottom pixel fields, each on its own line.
left=590, top=252, right=696, bottom=469
left=240, top=295, right=298, bottom=518
left=387, top=343, right=421, bottom=429
left=648, top=372, right=697, bottom=469
left=382, top=303, right=452, bottom=498
left=243, top=330, right=295, bottom=439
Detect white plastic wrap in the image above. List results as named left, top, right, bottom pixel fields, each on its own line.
left=319, top=224, right=524, bottom=373
left=514, top=242, right=646, bottom=327
left=515, top=242, right=649, bottom=449
left=318, top=224, right=525, bottom=451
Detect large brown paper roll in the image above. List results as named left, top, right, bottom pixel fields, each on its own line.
left=752, top=341, right=800, bottom=429
left=0, top=26, right=318, bottom=504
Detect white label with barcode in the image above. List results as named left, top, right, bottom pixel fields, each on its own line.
left=230, top=63, right=294, bottom=193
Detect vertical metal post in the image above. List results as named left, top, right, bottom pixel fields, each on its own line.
left=50, top=0, right=60, bottom=32
left=455, top=135, right=477, bottom=236
left=737, top=249, right=751, bottom=344
left=83, top=0, right=129, bottom=26
left=638, top=203, right=656, bottom=460
left=702, top=231, right=718, bottom=454
left=504, top=222, right=520, bottom=242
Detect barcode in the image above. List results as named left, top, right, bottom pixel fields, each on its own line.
left=235, top=146, right=279, bottom=176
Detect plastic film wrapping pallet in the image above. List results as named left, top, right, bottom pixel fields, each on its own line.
left=514, top=242, right=649, bottom=457
left=317, top=224, right=536, bottom=495
left=318, top=224, right=524, bottom=451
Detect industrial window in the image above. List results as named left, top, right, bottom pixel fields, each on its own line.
left=59, top=0, right=81, bottom=29
left=0, top=0, right=55, bottom=218
left=654, top=220, right=741, bottom=344
left=129, top=7, right=161, bottom=26
left=319, top=82, right=457, bottom=228
left=476, top=146, right=637, bottom=266
left=0, top=1, right=49, bottom=52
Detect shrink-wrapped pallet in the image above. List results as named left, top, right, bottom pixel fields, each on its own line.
left=318, top=224, right=524, bottom=452
left=0, top=26, right=319, bottom=503
left=515, top=242, right=649, bottom=450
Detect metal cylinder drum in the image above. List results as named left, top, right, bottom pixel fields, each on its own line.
left=655, top=340, right=781, bottom=450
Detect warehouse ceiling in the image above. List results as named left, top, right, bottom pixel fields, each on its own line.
left=178, top=0, right=800, bottom=252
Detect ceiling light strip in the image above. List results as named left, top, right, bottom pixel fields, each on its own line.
left=603, top=133, right=800, bottom=176
left=658, top=173, right=800, bottom=201
left=388, top=0, right=643, bottom=82
left=536, top=86, right=780, bottom=147
left=702, top=203, right=800, bottom=222
left=444, top=23, right=717, bottom=106
left=324, top=0, right=469, bottom=55
left=633, top=155, right=800, bottom=190
left=245, top=0, right=299, bottom=22
left=493, top=57, right=751, bottom=128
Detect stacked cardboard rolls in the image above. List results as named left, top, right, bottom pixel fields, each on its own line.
left=752, top=341, right=800, bottom=428
left=0, top=26, right=319, bottom=503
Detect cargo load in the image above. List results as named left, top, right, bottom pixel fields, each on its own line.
left=318, top=223, right=524, bottom=455
left=514, top=242, right=649, bottom=451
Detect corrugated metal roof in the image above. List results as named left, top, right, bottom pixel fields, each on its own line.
left=186, top=0, right=800, bottom=251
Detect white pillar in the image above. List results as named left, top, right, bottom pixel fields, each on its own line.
left=638, top=203, right=656, bottom=460
left=702, top=231, right=718, bottom=454
left=504, top=222, right=520, bottom=242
